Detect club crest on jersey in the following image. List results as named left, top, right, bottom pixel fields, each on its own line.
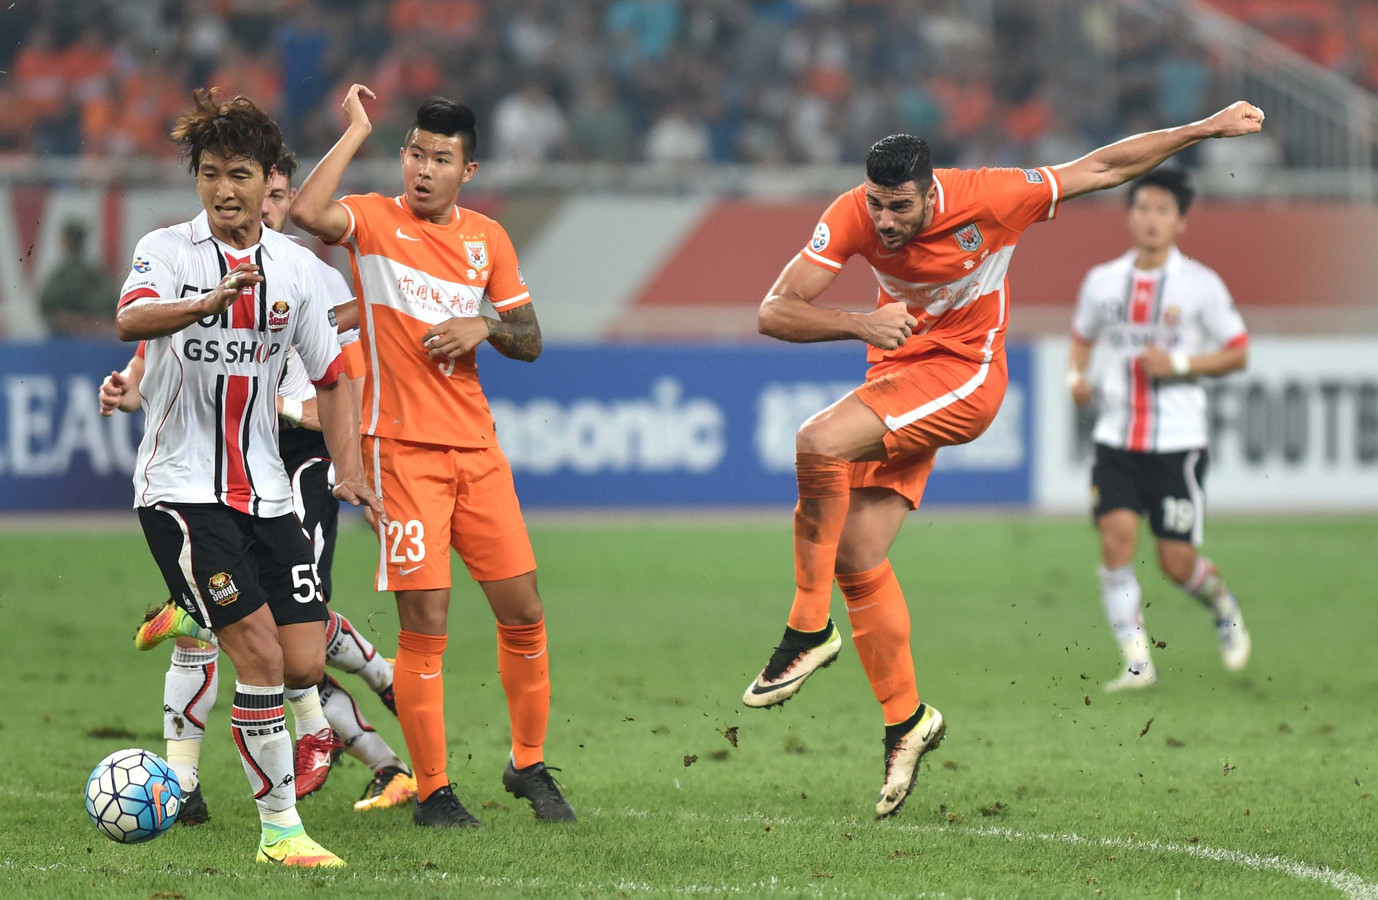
left=1163, top=304, right=1181, bottom=326
left=132, top=255, right=154, bottom=274
left=267, top=300, right=290, bottom=332
left=208, top=572, right=240, bottom=606
left=810, top=223, right=831, bottom=253
left=953, top=221, right=983, bottom=252
left=464, top=241, right=489, bottom=269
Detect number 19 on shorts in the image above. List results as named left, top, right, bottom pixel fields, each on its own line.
left=387, top=519, right=425, bottom=563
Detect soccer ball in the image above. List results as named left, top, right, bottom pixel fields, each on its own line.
left=84, top=748, right=182, bottom=843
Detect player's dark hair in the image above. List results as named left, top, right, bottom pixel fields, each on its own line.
left=273, top=147, right=299, bottom=185
left=1128, top=166, right=1195, bottom=215
left=866, top=134, right=932, bottom=188
left=409, top=97, right=478, bottom=161
left=171, top=88, right=282, bottom=177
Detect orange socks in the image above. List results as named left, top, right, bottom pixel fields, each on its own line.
left=394, top=630, right=449, bottom=801
left=787, top=452, right=852, bottom=633
left=838, top=560, right=919, bottom=726
left=496, top=619, right=550, bottom=770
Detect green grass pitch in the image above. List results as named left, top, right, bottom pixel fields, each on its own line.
left=1, top=513, right=1375, bottom=898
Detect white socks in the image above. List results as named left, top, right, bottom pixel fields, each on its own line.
left=283, top=685, right=329, bottom=739
left=1098, top=564, right=1151, bottom=670
left=164, top=643, right=219, bottom=790
left=325, top=610, right=394, bottom=694
left=231, top=681, right=299, bottom=827
left=319, top=676, right=406, bottom=773
left=1180, top=556, right=1240, bottom=620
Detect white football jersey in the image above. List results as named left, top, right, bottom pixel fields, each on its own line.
left=1072, top=246, right=1247, bottom=453
left=120, top=211, right=343, bottom=516
left=278, top=256, right=356, bottom=403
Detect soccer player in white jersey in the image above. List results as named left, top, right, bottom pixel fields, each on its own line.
left=113, top=89, right=380, bottom=867
left=1066, top=166, right=1251, bottom=692
left=104, top=148, right=417, bottom=817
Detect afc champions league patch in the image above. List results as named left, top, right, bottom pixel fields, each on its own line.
left=464, top=240, right=489, bottom=269
left=267, top=300, right=290, bottom=332
left=953, top=221, right=983, bottom=252
left=810, top=222, right=830, bottom=253
left=132, top=255, right=154, bottom=274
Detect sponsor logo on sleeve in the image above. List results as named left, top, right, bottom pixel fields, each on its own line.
left=810, top=223, right=831, bottom=253
left=953, top=221, right=984, bottom=252
left=208, top=572, right=240, bottom=606
left=267, top=300, right=290, bottom=332
left=132, top=256, right=154, bottom=274
left=1021, top=168, right=1045, bottom=184
left=464, top=240, right=489, bottom=269
left=517, top=266, right=526, bottom=285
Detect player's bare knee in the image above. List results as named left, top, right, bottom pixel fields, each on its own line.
left=795, top=417, right=841, bottom=457
left=282, top=654, right=325, bottom=690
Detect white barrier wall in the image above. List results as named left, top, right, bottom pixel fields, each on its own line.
left=1035, top=337, right=1378, bottom=512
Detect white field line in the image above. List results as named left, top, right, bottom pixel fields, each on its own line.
left=7, top=807, right=1374, bottom=899
left=610, top=808, right=1378, bottom=900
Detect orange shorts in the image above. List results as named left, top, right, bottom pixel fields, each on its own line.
left=851, top=353, right=1009, bottom=509
left=364, top=435, right=536, bottom=591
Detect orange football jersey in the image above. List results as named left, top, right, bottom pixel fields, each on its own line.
left=331, top=193, right=530, bottom=448
left=800, top=166, right=1062, bottom=369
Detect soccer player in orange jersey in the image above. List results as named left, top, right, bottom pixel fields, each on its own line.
left=290, top=85, right=574, bottom=826
left=742, top=101, right=1265, bottom=818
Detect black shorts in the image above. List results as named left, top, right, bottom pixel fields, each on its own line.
left=281, top=429, right=338, bottom=603
left=138, top=502, right=329, bottom=631
left=1091, top=443, right=1208, bottom=545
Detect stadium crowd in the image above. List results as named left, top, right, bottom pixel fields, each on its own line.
left=2, top=0, right=1368, bottom=167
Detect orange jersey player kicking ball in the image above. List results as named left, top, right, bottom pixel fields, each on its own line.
left=742, top=101, right=1266, bottom=819
left=291, top=84, right=574, bottom=827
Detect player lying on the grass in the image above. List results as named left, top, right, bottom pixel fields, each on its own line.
left=290, top=85, right=575, bottom=827
left=113, top=88, right=382, bottom=867
left=1066, top=166, right=1250, bottom=692
left=741, top=101, right=1265, bottom=818
left=105, top=147, right=417, bottom=814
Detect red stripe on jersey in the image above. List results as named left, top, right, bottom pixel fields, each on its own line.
left=1128, top=274, right=1157, bottom=324
left=1127, top=357, right=1152, bottom=452
left=119, top=287, right=158, bottom=309
left=224, top=252, right=257, bottom=328
left=310, top=354, right=345, bottom=388
left=1225, top=333, right=1249, bottom=349
left=135, top=341, right=147, bottom=359
left=223, top=375, right=253, bottom=513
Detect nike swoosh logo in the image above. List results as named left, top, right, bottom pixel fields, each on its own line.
left=396, top=228, right=421, bottom=242
left=398, top=564, right=425, bottom=576
left=310, top=758, right=330, bottom=771
left=522, top=649, right=547, bottom=660
left=750, top=672, right=805, bottom=694
left=419, top=671, right=441, bottom=680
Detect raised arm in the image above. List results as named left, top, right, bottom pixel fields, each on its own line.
left=1053, top=101, right=1265, bottom=202
left=290, top=84, right=376, bottom=244
left=757, top=255, right=917, bottom=350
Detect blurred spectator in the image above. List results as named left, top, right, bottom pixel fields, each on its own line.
left=39, top=221, right=117, bottom=337
left=643, top=100, right=712, bottom=163
left=0, top=0, right=1371, bottom=167
left=492, top=78, right=571, bottom=163
left=569, top=79, right=636, bottom=162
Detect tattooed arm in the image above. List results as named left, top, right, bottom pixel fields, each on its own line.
left=422, top=304, right=543, bottom=363
left=484, top=304, right=542, bottom=362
